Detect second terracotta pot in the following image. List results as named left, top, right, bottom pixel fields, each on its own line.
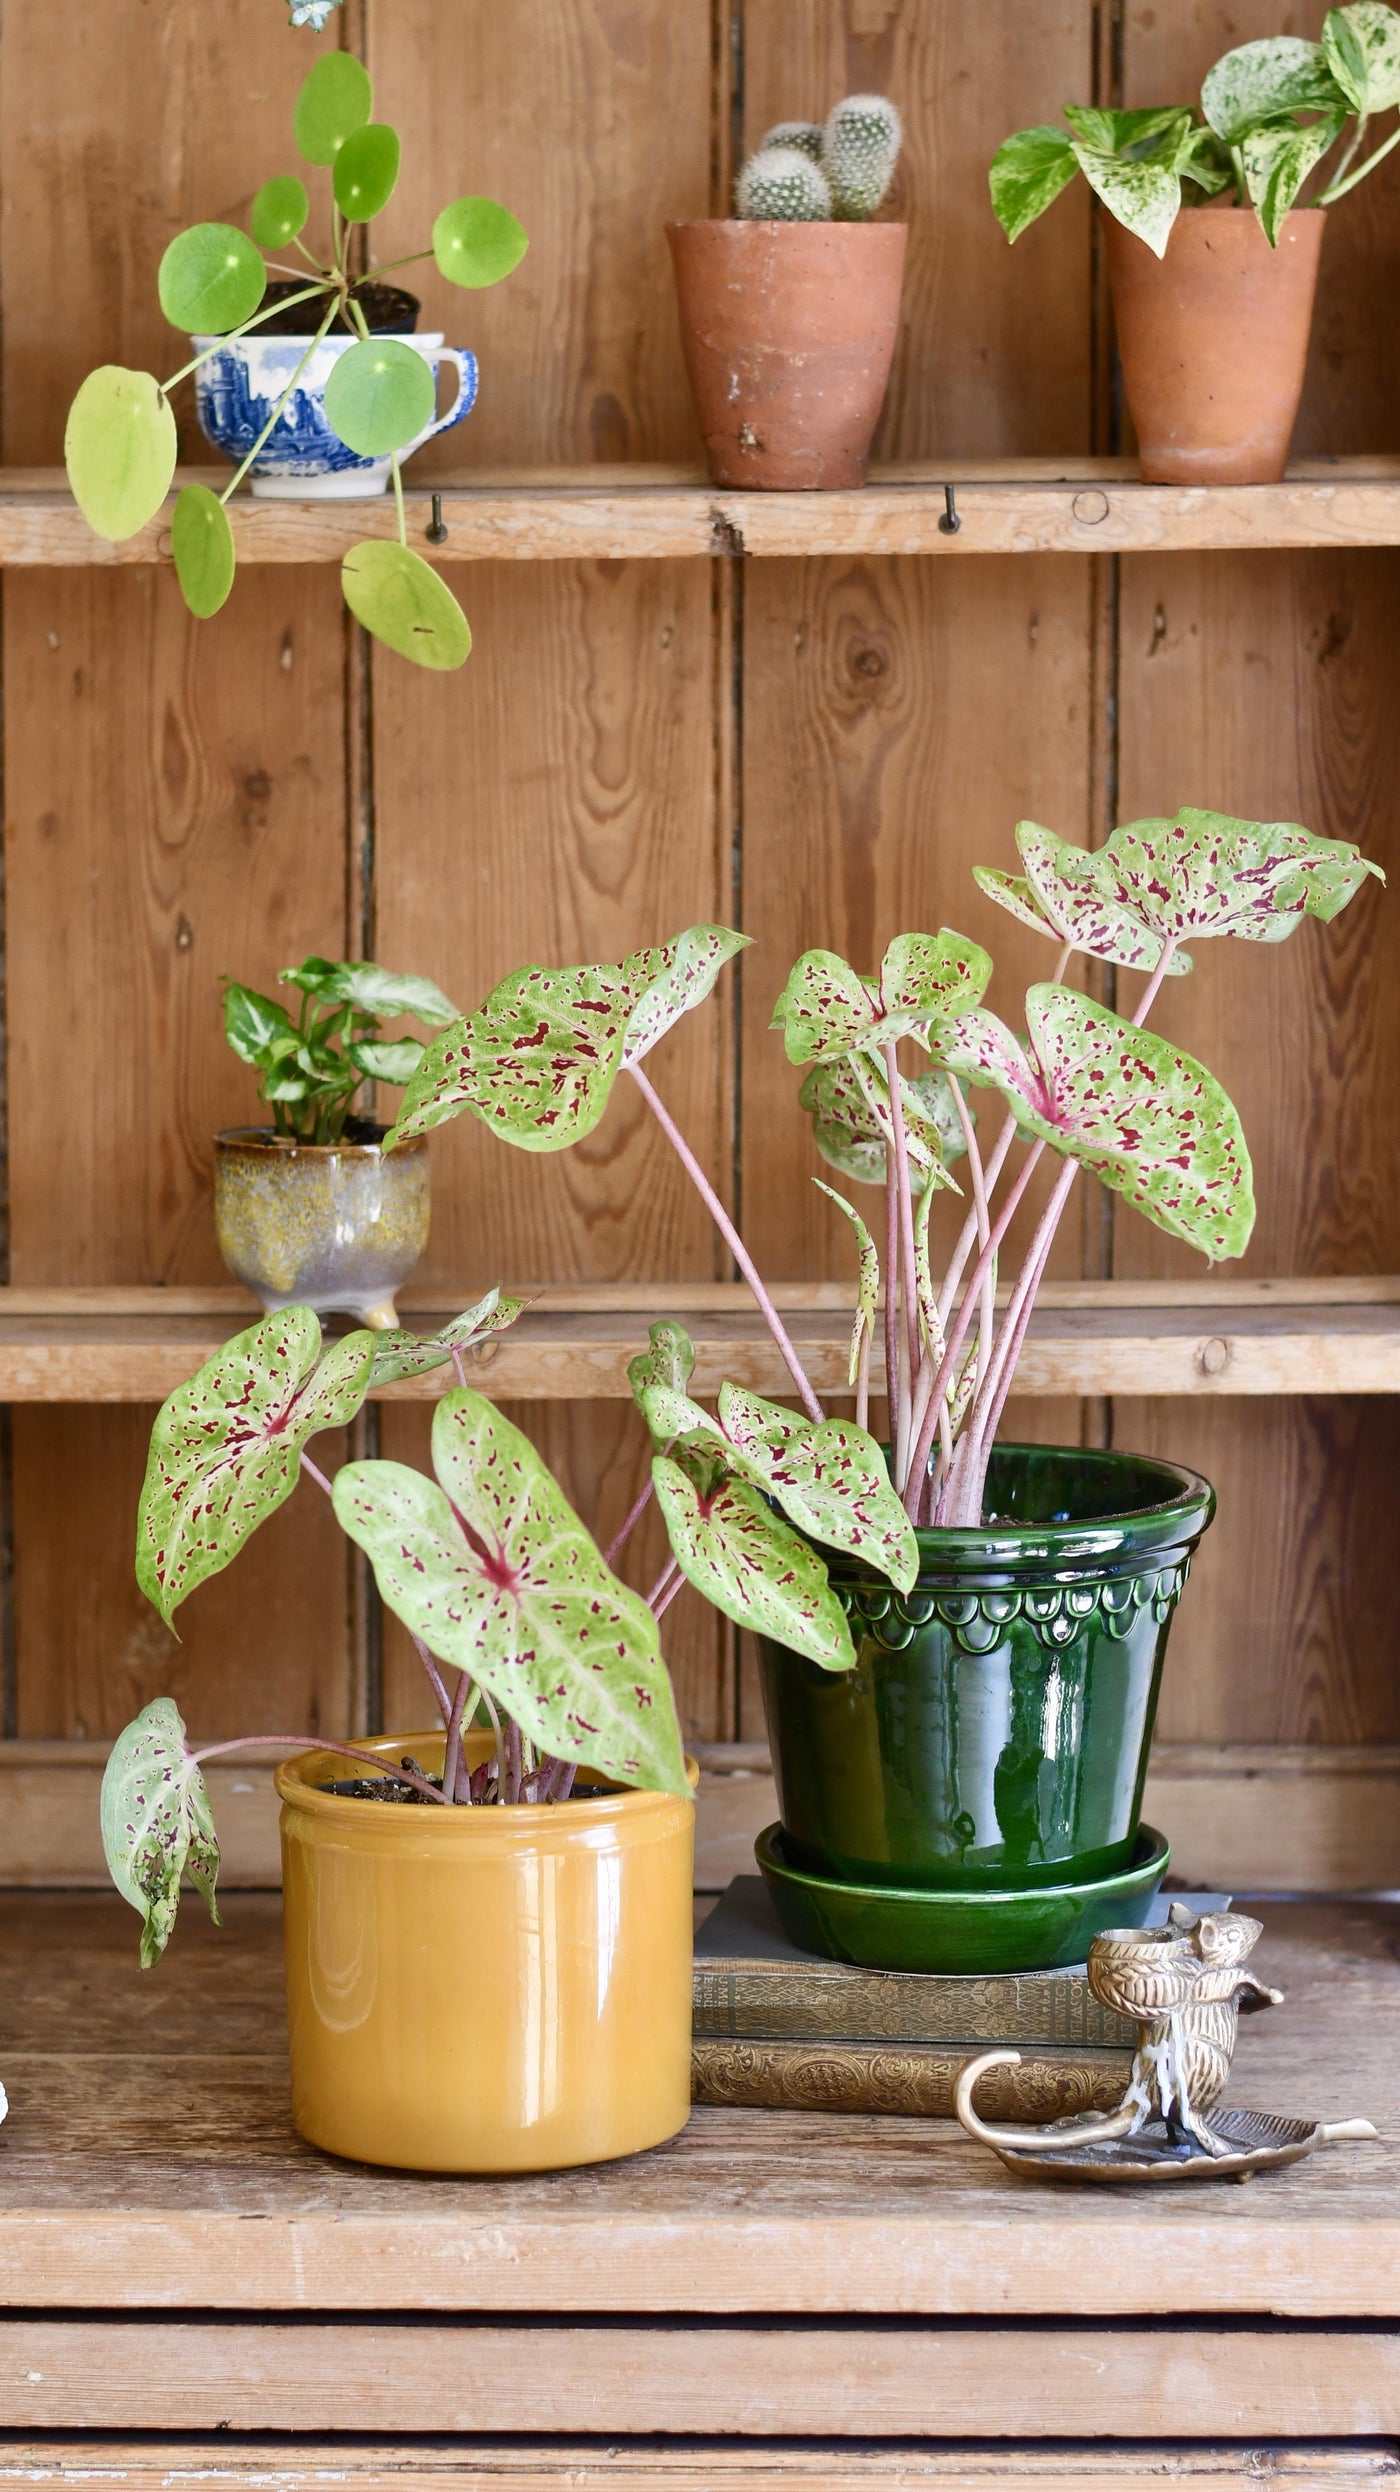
left=667, top=219, right=907, bottom=489
left=1105, top=206, right=1324, bottom=486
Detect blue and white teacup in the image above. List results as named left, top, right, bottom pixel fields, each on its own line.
left=192, top=330, right=477, bottom=499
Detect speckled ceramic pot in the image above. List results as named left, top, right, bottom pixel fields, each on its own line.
left=214, top=1128, right=429, bottom=1330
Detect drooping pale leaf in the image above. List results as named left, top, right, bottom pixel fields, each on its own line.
left=1202, top=36, right=1341, bottom=142
left=990, top=823, right=1193, bottom=975
left=940, top=984, right=1255, bottom=1262
left=136, top=1313, right=375, bottom=1625
left=348, top=1037, right=424, bottom=1083
left=1062, top=106, right=1193, bottom=157
left=342, top=542, right=472, bottom=671
left=988, top=125, right=1078, bottom=242
left=334, top=1391, right=687, bottom=1793
left=101, top=1699, right=221, bottom=1969
left=1324, top=2, right=1400, bottom=112
left=772, top=931, right=992, bottom=1066
left=171, top=484, right=236, bottom=619
left=158, top=224, right=266, bottom=333
left=368, top=1289, right=528, bottom=1387
left=65, top=367, right=177, bottom=542
left=251, top=176, right=310, bottom=252
left=911, top=1178, right=945, bottom=1364
left=814, top=1181, right=880, bottom=1385
left=333, top=122, right=401, bottom=222
left=294, top=50, right=373, bottom=164
left=325, top=339, right=435, bottom=456
left=432, top=196, right=530, bottom=288
left=848, top=1056, right=962, bottom=1195
left=1094, top=809, right=1383, bottom=946
left=628, top=1320, right=697, bottom=1435
left=223, top=982, right=296, bottom=1066
left=1243, top=113, right=1345, bottom=242
left=652, top=1455, right=855, bottom=1671
left=290, top=958, right=458, bottom=1023
left=1070, top=139, right=1181, bottom=255
left=619, top=925, right=750, bottom=1064
left=715, top=1385, right=919, bottom=1591
left=799, top=1056, right=968, bottom=1186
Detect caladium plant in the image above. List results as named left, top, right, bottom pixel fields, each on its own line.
left=224, top=952, right=459, bottom=1144
left=991, top=4, right=1400, bottom=253
left=63, top=55, right=526, bottom=666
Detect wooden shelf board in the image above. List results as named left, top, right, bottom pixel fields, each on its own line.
left=0, top=1277, right=1396, bottom=1402
left=8, top=457, right=1400, bottom=565
left=0, top=1892, right=1392, bottom=2330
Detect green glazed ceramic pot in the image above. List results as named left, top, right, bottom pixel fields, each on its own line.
left=215, top=1127, right=430, bottom=1330
left=758, top=1443, right=1214, bottom=1898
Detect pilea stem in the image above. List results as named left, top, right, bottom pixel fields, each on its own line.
left=218, top=295, right=341, bottom=506
left=160, top=283, right=329, bottom=393
left=627, top=1060, right=824, bottom=1423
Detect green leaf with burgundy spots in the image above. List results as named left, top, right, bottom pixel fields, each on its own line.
left=814, top=1181, right=880, bottom=1385
left=136, top=1313, right=375, bottom=1626
left=716, top=1383, right=918, bottom=1589
left=1092, top=809, right=1383, bottom=946
left=974, top=839, right=1193, bottom=977
left=619, top=925, right=750, bottom=1063
left=368, top=1288, right=528, bottom=1388
left=771, top=930, right=991, bottom=1066
left=652, top=1454, right=855, bottom=1671
left=939, top=984, right=1255, bottom=1261
left=334, top=1389, right=686, bottom=1794
left=799, top=1055, right=968, bottom=1187
left=100, top=1699, right=221, bottom=1968
left=628, top=1320, right=697, bottom=1443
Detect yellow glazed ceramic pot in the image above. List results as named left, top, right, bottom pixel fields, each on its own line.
left=214, top=1127, right=430, bottom=1330
left=277, top=1731, right=697, bottom=2172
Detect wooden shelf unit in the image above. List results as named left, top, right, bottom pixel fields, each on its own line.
left=0, top=1275, right=1397, bottom=1402
left=8, top=457, right=1400, bottom=566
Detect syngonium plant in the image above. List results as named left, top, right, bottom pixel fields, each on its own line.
left=991, top=3, right=1400, bottom=254
left=224, top=953, right=458, bottom=1144
left=63, top=55, right=526, bottom=668
left=104, top=816, right=1379, bottom=1963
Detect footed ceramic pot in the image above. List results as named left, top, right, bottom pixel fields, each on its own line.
left=758, top=1444, right=1214, bottom=1971
left=1105, top=206, right=1324, bottom=485
left=277, top=1732, right=698, bottom=2172
left=214, top=1127, right=429, bottom=1330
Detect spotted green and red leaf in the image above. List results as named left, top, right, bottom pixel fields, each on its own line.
left=100, top=1698, right=221, bottom=1968
left=940, top=984, right=1255, bottom=1261
left=136, top=1311, right=375, bottom=1627
left=975, top=833, right=1193, bottom=977
left=619, top=925, right=750, bottom=1064
left=814, top=1180, right=880, bottom=1385
left=628, top=1320, right=698, bottom=1442
left=799, top=1054, right=967, bottom=1187
left=651, top=1454, right=855, bottom=1671
left=333, top=1388, right=687, bottom=1794
left=772, top=930, right=991, bottom=1066
left=368, top=1287, right=528, bottom=1388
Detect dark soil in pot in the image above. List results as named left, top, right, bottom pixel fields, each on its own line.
left=255, top=279, right=420, bottom=336
left=759, top=1441, right=1214, bottom=1894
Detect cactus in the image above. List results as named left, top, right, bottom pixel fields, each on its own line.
left=736, top=145, right=833, bottom=222
left=823, top=93, right=902, bottom=219
left=759, top=120, right=825, bottom=162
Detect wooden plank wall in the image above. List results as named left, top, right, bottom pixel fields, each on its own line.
left=0, top=0, right=1396, bottom=1798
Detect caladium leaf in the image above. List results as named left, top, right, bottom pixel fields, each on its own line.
left=335, top=1391, right=687, bottom=1794
left=1243, top=112, right=1345, bottom=242
left=848, top=1056, right=962, bottom=1195
left=136, top=1313, right=375, bottom=1626
left=101, top=1699, right=221, bottom=1969
left=800, top=1057, right=966, bottom=1186
left=989, top=125, right=1078, bottom=242
left=814, top=1181, right=880, bottom=1386
left=912, top=1178, right=947, bottom=1364
left=368, top=1288, right=528, bottom=1387
left=772, top=930, right=991, bottom=1066
left=940, top=984, right=1254, bottom=1262
left=974, top=846, right=1192, bottom=976
left=1324, top=2, right=1400, bottom=113
left=1202, top=36, right=1342, bottom=142
left=717, top=1385, right=919, bottom=1590
left=1092, top=809, right=1382, bottom=946
left=628, top=1320, right=697, bottom=1438
left=619, top=926, right=750, bottom=1064
left=652, top=1455, right=855, bottom=1672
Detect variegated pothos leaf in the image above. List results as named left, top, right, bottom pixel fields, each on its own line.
left=100, top=1698, right=221, bottom=1968
left=1202, top=35, right=1341, bottom=142
left=334, top=1390, right=687, bottom=1794
left=368, top=1288, right=528, bottom=1387
left=136, top=1312, right=375, bottom=1627
left=652, top=1455, right=855, bottom=1671
left=1324, top=2, right=1400, bottom=113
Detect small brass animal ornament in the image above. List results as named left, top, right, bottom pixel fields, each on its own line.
left=956, top=1905, right=1377, bottom=2184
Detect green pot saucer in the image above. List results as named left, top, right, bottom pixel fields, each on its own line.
left=755, top=1821, right=1171, bottom=1975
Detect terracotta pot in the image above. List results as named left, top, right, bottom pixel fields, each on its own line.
left=1104, top=206, right=1324, bottom=486
left=214, top=1127, right=429, bottom=1330
left=278, top=1730, right=698, bottom=2172
left=666, top=219, right=907, bottom=489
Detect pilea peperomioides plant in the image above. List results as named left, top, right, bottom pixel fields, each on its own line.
left=992, top=4, right=1400, bottom=253
left=64, top=54, right=526, bottom=667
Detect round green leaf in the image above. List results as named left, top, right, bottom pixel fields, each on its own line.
left=64, top=367, right=177, bottom=542
left=251, top=176, right=310, bottom=251
left=324, top=338, right=435, bottom=453
left=158, top=223, right=267, bottom=334
left=432, top=196, right=529, bottom=288
left=172, top=485, right=236, bottom=619
left=342, top=542, right=472, bottom=671
left=294, top=51, right=372, bottom=165
left=333, top=122, right=400, bottom=221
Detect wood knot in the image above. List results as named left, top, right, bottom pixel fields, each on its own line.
left=1196, top=1335, right=1231, bottom=1377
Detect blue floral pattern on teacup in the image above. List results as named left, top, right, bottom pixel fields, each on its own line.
left=193, top=330, right=477, bottom=499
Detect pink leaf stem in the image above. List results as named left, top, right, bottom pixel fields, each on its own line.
left=189, top=1734, right=449, bottom=1805
left=504, top=1715, right=523, bottom=1807
left=884, top=1151, right=902, bottom=1470
left=451, top=1346, right=469, bottom=1390
left=440, top=1669, right=475, bottom=1805
left=646, top=1553, right=681, bottom=1612
left=605, top=1453, right=671, bottom=1567
left=855, top=1319, right=872, bottom=1435
left=952, top=1156, right=1078, bottom=1525
left=957, top=1210, right=1060, bottom=1526
left=652, top=1567, right=686, bottom=1623
left=883, top=1041, right=921, bottom=1387
left=627, top=1060, right=824, bottom=1424
left=934, top=1110, right=1019, bottom=1331
left=902, top=1138, right=1045, bottom=1519
left=300, top=1450, right=334, bottom=1497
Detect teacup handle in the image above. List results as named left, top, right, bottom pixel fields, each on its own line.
left=399, top=349, right=478, bottom=463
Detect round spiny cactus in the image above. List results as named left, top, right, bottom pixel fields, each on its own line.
left=822, top=93, right=902, bottom=220
left=759, top=120, right=825, bottom=162
left=735, top=145, right=834, bottom=222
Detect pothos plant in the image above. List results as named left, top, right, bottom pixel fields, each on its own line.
left=224, top=953, right=458, bottom=1144
left=104, top=821, right=1378, bottom=1962
left=63, top=54, right=526, bottom=668
left=992, top=3, right=1400, bottom=254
